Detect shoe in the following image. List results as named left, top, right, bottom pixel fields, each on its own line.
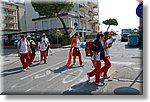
left=95, top=82, right=104, bottom=86
left=103, top=76, right=110, bottom=79
left=80, top=64, right=84, bottom=67
left=44, top=62, right=47, bottom=64
left=23, top=69, right=26, bottom=72
left=87, top=73, right=90, bottom=81
left=29, top=64, right=32, bottom=67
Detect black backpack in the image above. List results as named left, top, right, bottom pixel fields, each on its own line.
left=90, top=39, right=105, bottom=60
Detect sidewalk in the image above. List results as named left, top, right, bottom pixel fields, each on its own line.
left=93, top=65, right=143, bottom=95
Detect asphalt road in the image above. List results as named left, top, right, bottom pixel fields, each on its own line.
left=1, top=35, right=142, bottom=95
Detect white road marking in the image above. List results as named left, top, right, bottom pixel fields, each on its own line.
left=20, top=60, right=66, bottom=80
left=62, top=70, right=83, bottom=84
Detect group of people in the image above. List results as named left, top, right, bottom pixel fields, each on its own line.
left=17, top=33, right=51, bottom=71
left=17, top=31, right=113, bottom=86
left=67, top=31, right=113, bottom=86
left=87, top=32, right=113, bottom=86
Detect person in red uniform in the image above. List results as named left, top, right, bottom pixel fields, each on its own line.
left=72, top=33, right=84, bottom=67
left=101, top=32, right=114, bottom=79
left=66, top=33, right=77, bottom=67
left=87, top=33, right=105, bottom=86
left=17, top=34, right=32, bottom=71
left=27, top=35, right=36, bottom=66
left=38, top=38, right=48, bottom=64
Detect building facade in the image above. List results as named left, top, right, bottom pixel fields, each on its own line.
left=31, top=0, right=100, bottom=41
left=0, top=0, right=26, bottom=45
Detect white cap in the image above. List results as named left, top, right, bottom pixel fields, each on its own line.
left=27, top=35, right=31, bottom=38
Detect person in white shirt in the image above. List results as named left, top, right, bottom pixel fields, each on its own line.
left=38, top=38, right=48, bottom=64
left=72, top=33, right=84, bottom=67
left=101, top=32, right=114, bottom=79
left=42, top=33, right=52, bottom=56
left=17, top=34, right=32, bottom=71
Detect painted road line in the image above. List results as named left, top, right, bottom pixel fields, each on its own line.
left=20, top=60, right=66, bottom=80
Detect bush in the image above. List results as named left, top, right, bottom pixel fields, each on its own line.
left=47, top=29, right=71, bottom=46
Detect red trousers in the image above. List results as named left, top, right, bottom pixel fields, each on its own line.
left=40, top=50, right=47, bottom=63
left=29, top=53, right=35, bottom=65
left=88, top=60, right=101, bottom=83
left=20, top=53, right=30, bottom=69
left=73, top=49, right=82, bottom=65
left=101, top=56, right=111, bottom=77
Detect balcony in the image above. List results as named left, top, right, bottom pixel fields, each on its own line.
left=80, top=12, right=90, bottom=21
left=2, top=5, right=17, bottom=11
left=88, top=17, right=98, bottom=23
left=8, top=20, right=18, bottom=24
left=79, top=4, right=86, bottom=12
left=7, top=13, right=16, bottom=17
left=88, top=1, right=97, bottom=8
left=79, top=4, right=90, bottom=12
left=80, top=15, right=86, bottom=21
left=93, top=9, right=98, bottom=15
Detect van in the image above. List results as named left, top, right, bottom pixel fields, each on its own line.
left=121, top=33, right=129, bottom=42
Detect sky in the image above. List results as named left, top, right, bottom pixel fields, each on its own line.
left=99, top=0, right=140, bottom=33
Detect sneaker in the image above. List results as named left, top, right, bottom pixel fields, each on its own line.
left=23, top=69, right=26, bottom=72
left=44, top=62, right=47, bottom=64
left=103, top=76, right=110, bottom=79
left=87, top=73, right=90, bottom=81
left=80, top=64, right=84, bottom=67
left=29, top=64, right=32, bottom=67
left=95, top=82, right=104, bottom=86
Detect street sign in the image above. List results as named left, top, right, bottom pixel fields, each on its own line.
left=136, top=1, right=143, bottom=18
left=74, top=22, right=78, bottom=28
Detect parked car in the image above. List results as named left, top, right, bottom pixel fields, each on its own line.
left=121, top=33, right=129, bottom=42
left=127, top=34, right=140, bottom=47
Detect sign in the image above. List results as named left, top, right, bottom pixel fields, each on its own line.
left=74, top=22, right=78, bottom=28
left=136, top=1, right=143, bottom=18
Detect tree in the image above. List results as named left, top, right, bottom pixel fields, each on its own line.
left=103, top=18, right=118, bottom=31
left=31, top=0, right=75, bottom=35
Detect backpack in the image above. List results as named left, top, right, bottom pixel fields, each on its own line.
left=19, top=39, right=29, bottom=47
left=90, top=39, right=105, bottom=60
left=85, top=40, right=93, bottom=57
left=29, top=40, right=36, bottom=53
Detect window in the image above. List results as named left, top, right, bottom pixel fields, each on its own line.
left=50, top=20, right=57, bottom=29
left=42, top=21, right=48, bottom=30
left=35, top=22, right=38, bottom=30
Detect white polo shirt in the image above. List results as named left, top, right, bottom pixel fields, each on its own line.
left=18, top=39, right=30, bottom=54
left=38, top=41, right=47, bottom=51
left=75, top=38, right=80, bottom=48
left=105, top=38, right=113, bottom=57
left=43, top=37, right=49, bottom=44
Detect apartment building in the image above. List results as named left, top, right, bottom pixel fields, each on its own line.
left=32, top=0, right=100, bottom=41
left=0, top=0, right=26, bottom=45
